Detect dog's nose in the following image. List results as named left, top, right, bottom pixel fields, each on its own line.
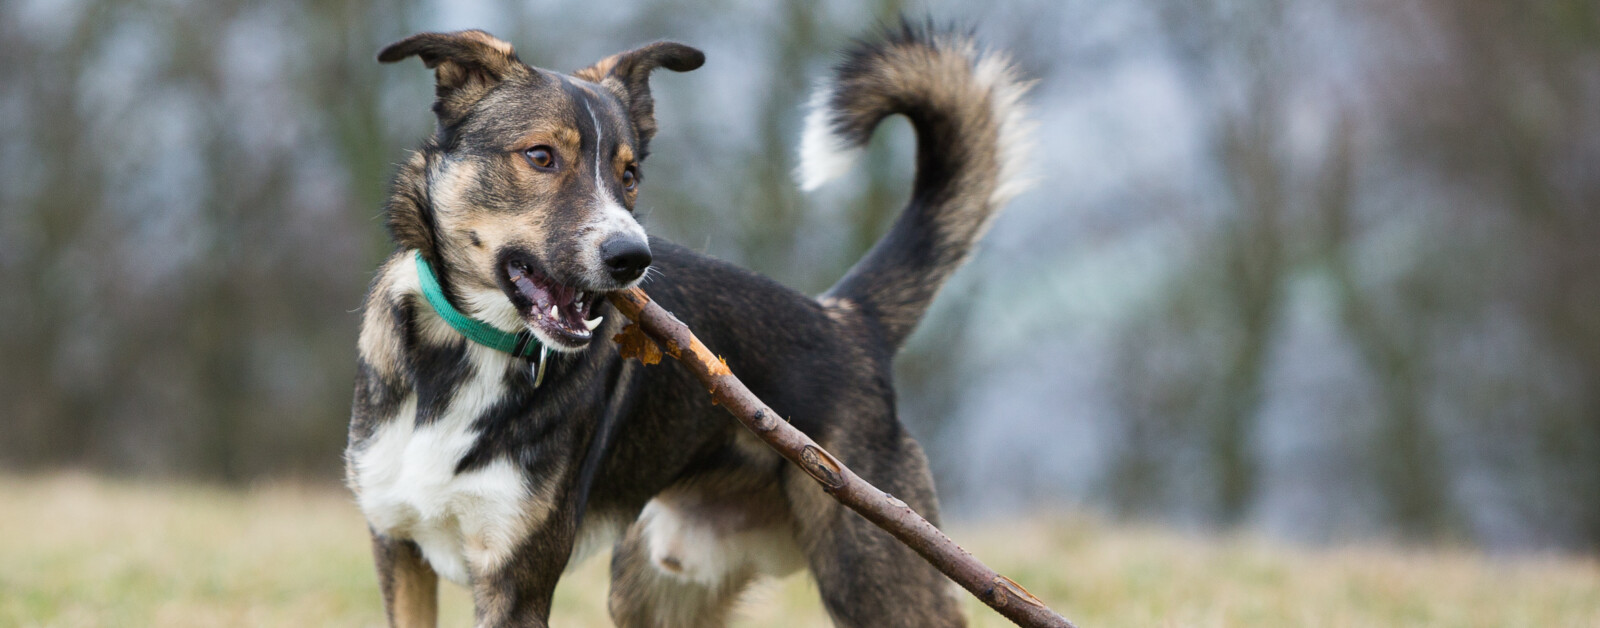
left=601, top=236, right=652, bottom=283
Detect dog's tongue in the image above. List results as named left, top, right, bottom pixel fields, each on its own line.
left=510, top=271, right=554, bottom=313
left=509, top=264, right=587, bottom=330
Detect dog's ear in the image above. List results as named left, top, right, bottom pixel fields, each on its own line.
left=379, top=30, right=529, bottom=124
left=575, top=42, right=704, bottom=157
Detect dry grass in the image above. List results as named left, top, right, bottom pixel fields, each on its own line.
left=2, top=473, right=1596, bottom=627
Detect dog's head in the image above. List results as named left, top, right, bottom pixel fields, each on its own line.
left=380, top=30, right=702, bottom=352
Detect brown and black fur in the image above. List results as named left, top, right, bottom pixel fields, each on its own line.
left=347, top=21, right=1032, bottom=628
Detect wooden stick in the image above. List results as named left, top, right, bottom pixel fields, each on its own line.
left=608, top=287, right=1077, bottom=628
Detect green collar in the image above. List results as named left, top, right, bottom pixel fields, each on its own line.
left=414, top=250, right=543, bottom=360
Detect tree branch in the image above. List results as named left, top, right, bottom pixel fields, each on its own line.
left=608, top=287, right=1077, bottom=628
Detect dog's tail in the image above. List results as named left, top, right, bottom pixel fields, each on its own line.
left=801, top=22, right=1034, bottom=350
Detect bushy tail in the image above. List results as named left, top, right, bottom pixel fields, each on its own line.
left=801, top=22, right=1034, bottom=350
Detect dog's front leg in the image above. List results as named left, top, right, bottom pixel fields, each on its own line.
left=370, top=530, right=439, bottom=628
left=467, top=520, right=576, bottom=628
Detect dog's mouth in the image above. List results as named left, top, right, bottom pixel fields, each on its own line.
left=504, top=258, right=605, bottom=349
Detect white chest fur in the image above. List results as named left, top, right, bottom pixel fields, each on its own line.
left=352, top=343, right=534, bottom=586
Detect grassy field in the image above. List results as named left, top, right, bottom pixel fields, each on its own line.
left=2, top=474, right=1596, bottom=627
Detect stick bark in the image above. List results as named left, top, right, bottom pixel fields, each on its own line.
left=608, top=287, right=1077, bottom=628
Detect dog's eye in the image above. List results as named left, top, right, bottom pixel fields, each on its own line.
left=523, top=146, right=557, bottom=171
left=621, top=166, right=638, bottom=191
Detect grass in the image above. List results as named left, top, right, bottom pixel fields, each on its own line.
left=2, top=474, right=1596, bottom=627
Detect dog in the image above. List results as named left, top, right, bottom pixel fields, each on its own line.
left=345, top=22, right=1032, bottom=628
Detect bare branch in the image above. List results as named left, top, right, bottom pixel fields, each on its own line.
left=608, top=287, right=1077, bottom=628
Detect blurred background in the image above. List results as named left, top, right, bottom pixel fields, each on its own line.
left=2, top=0, right=1597, bottom=556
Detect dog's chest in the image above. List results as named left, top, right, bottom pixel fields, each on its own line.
left=351, top=347, right=532, bottom=586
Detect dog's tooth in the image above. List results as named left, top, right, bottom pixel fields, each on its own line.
left=584, top=316, right=603, bottom=331
left=550, top=305, right=559, bottom=319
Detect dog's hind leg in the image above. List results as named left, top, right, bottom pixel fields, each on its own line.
left=370, top=530, right=439, bottom=628
left=607, top=480, right=803, bottom=627
left=784, top=427, right=966, bottom=628
left=607, top=524, right=755, bottom=628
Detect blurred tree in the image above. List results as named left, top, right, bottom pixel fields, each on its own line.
left=1105, top=0, right=1301, bottom=526
left=1366, top=0, right=1600, bottom=549
left=3, top=0, right=1599, bottom=554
